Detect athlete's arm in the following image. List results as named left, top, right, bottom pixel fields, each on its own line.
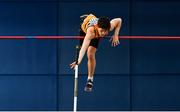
left=109, top=18, right=122, bottom=47
left=70, top=27, right=95, bottom=69
left=78, top=27, right=95, bottom=64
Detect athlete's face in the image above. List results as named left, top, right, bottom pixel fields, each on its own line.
left=97, top=28, right=109, bottom=37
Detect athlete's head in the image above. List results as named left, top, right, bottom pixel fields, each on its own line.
left=97, top=17, right=111, bottom=37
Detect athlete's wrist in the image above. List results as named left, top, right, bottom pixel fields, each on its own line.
left=77, top=60, right=81, bottom=65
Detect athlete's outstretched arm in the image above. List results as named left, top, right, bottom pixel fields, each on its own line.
left=109, top=18, right=122, bottom=47
left=70, top=27, right=95, bottom=69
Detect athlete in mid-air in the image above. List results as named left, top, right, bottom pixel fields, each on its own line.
left=70, top=14, right=122, bottom=92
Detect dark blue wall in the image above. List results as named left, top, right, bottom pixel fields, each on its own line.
left=0, top=0, right=179, bottom=111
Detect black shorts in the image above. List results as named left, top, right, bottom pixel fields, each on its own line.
left=79, top=29, right=100, bottom=49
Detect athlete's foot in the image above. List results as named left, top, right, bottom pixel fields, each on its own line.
left=84, top=79, right=93, bottom=92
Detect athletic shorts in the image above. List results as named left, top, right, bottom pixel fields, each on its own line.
left=79, top=28, right=100, bottom=49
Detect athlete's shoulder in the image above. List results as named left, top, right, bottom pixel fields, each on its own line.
left=87, top=26, right=95, bottom=33
left=86, top=26, right=96, bottom=38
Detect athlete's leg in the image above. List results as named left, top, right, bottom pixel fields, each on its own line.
left=84, top=46, right=97, bottom=92
left=87, top=46, right=97, bottom=80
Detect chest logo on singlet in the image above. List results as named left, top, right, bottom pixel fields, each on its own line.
left=87, top=18, right=99, bottom=27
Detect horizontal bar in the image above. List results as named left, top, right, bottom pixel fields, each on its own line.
left=0, top=36, right=179, bottom=39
